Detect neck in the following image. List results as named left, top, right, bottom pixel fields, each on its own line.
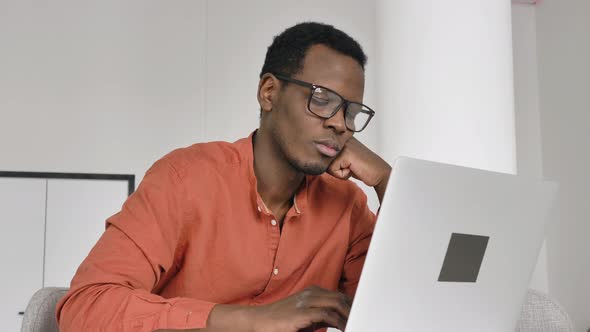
left=253, top=128, right=305, bottom=212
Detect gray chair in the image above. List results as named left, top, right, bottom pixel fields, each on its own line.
left=21, top=287, right=68, bottom=332
left=516, top=289, right=574, bottom=332
left=21, top=287, right=574, bottom=331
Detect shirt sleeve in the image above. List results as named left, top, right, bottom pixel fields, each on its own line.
left=339, top=189, right=377, bottom=299
left=56, top=156, right=216, bottom=331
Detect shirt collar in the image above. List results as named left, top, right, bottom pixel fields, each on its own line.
left=239, top=130, right=309, bottom=217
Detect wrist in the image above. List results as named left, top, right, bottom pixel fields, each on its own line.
left=375, top=165, right=392, bottom=204
left=207, top=304, right=258, bottom=332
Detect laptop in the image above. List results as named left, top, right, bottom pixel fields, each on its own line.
left=345, top=157, right=558, bottom=332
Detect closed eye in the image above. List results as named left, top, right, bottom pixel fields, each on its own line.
left=311, top=95, right=330, bottom=106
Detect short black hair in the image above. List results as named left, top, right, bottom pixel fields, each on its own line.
left=260, top=22, right=367, bottom=78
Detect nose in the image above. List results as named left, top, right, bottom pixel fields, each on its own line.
left=322, top=104, right=347, bottom=134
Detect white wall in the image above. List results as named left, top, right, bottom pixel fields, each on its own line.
left=0, top=0, right=380, bottom=210
left=535, top=0, right=590, bottom=330
left=0, top=1, right=208, bottom=186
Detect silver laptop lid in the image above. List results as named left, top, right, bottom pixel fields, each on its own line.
left=346, top=157, right=557, bottom=332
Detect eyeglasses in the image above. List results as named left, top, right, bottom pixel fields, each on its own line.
left=273, top=73, right=375, bottom=133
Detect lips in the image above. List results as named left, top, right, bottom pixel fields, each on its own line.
left=314, top=140, right=341, bottom=158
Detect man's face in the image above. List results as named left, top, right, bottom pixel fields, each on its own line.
left=269, top=44, right=365, bottom=175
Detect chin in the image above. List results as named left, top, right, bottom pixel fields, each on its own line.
left=301, top=165, right=327, bottom=176
left=288, top=157, right=329, bottom=176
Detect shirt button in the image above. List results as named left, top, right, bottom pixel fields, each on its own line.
left=271, top=219, right=277, bottom=226
left=273, top=268, right=279, bottom=276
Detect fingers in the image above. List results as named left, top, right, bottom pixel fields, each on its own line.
left=327, top=135, right=391, bottom=187
left=304, top=285, right=353, bottom=307
left=307, top=296, right=351, bottom=323
left=328, top=157, right=353, bottom=180
left=328, top=167, right=352, bottom=180
left=259, top=286, right=353, bottom=332
left=303, top=307, right=347, bottom=331
left=298, top=286, right=352, bottom=327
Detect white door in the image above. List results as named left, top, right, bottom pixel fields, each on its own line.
left=0, top=178, right=46, bottom=331
left=44, top=179, right=128, bottom=287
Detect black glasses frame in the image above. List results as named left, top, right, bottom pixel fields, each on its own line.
left=272, top=73, right=375, bottom=132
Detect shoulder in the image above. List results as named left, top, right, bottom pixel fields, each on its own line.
left=158, top=138, right=249, bottom=179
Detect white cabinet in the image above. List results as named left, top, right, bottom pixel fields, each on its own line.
left=0, top=178, right=46, bottom=332
left=0, top=173, right=133, bottom=331
left=44, top=179, right=129, bottom=287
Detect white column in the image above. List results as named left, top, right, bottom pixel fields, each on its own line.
left=376, top=0, right=516, bottom=174
left=511, top=4, right=549, bottom=294
left=374, top=0, right=555, bottom=300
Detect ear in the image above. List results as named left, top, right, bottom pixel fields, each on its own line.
left=257, top=73, right=280, bottom=114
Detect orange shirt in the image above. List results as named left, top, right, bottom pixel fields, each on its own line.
left=56, top=133, right=376, bottom=331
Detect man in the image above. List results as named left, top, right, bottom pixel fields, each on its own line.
left=57, top=22, right=391, bottom=331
